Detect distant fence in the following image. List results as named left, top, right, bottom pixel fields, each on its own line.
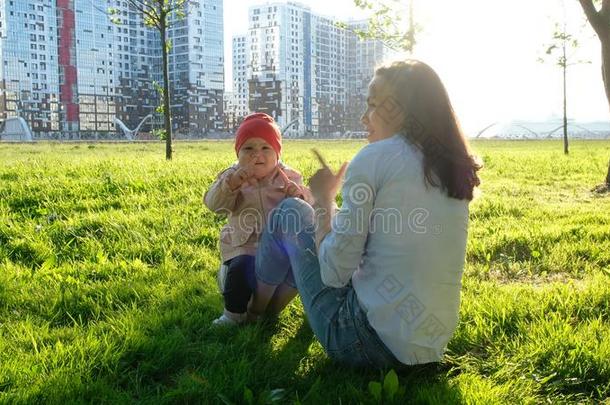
left=2, top=129, right=610, bottom=142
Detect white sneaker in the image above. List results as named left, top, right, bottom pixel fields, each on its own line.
left=217, top=263, right=228, bottom=293
left=212, top=313, right=244, bottom=326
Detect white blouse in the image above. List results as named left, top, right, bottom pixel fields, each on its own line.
left=318, top=134, right=470, bottom=364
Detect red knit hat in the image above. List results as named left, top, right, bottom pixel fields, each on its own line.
left=235, top=113, right=282, bottom=157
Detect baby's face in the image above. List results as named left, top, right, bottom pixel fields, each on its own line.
left=237, top=137, right=278, bottom=179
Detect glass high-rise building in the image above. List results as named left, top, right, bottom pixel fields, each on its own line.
left=0, top=0, right=224, bottom=139
left=111, top=0, right=160, bottom=137
left=168, top=0, right=224, bottom=135
left=73, top=0, right=117, bottom=137
left=231, top=35, right=249, bottom=122
left=0, top=1, right=61, bottom=137
left=235, top=2, right=389, bottom=137
left=310, top=13, right=347, bottom=136
left=245, top=2, right=311, bottom=137
left=345, top=20, right=389, bottom=134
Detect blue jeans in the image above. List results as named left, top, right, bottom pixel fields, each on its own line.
left=256, top=198, right=403, bottom=368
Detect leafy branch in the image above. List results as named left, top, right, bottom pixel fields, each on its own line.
left=348, top=0, right=420, bottom=53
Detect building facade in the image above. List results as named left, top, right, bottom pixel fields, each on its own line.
left=0, top=1, right=61, bottom=137
left=73, top=0, right=118, bottom=138
left=111, top=0, right=160, bottom=138
left=168, top=0, right=224, bottom=136
left=345, top=20, right=388, bottom=133
left=234, top=2, right=388, bottom=137
left=310, top=13, right=346, bottom=136
left=222, top=90, right=238, bottom=131
left=231, top=34, right=249, bottom=125
left=0, top=0, right=224, bottom=139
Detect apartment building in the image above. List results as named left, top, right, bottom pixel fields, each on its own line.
left=234, top=2, right=388, bottom=137
left=168, top=0, right=224, bottom=135
left=0, top=0, right=224, bottom=138
left=0, top=1, right=61, bottom=136
left=345, top=19, right=388, bottom=133
left=231, top=34, right=249, bottom=123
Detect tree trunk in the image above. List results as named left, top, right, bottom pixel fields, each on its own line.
left=606, top=159, right=610, bottom=185
left=602, top=41, right=610, bottom=114
left=563, top=49, right=569, bottom=155
left=577, top=0, right=610, bottom=113
left=160, top=18, right=173, bottom=160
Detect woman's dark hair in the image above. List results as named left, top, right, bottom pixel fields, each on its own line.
left=375, top=60, right=482, bottom=201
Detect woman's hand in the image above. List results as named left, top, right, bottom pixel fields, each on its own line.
left=309, top=149, right=348, bottom=205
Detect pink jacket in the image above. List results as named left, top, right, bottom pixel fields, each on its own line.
left=204, top=163, right=313, bottom=262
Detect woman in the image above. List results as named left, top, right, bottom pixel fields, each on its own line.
left=249, top=60, right=481, bottom=367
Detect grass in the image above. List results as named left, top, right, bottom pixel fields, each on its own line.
left=0, top=139, right=609, bottom=404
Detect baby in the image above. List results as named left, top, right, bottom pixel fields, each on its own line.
left=204, top=113, right=312, bottom=325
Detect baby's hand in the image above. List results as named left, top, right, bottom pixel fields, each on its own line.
left=285, top=180, right=302, bottom=198
left=279, top=168, right=304, bottom=199
left=228, top=157, right=257, bottom=190
left=228, top=168, right=251, bottom=190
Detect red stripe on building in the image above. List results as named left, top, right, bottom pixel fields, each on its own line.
left=57, top=0, right=79, bottom=124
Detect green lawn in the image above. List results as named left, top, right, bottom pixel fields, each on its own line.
left=0, top=140, right=609, bottom=404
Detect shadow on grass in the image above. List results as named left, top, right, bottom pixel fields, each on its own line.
left=16, top=281, right=461, bottom=403
left=102, top=291, right=463, bottom=404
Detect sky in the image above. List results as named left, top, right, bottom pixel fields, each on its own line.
left=223, top=0, right=609, bottom=135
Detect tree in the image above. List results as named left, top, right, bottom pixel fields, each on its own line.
left=539, top=11, right=589, bottom=155
left=578, top=0, right=610, bottom=113
left=347, top=0, right=420, bottom=53
left=110, top=0, right=188, bottom=160
left=576, top=0, right=610, bottom=189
